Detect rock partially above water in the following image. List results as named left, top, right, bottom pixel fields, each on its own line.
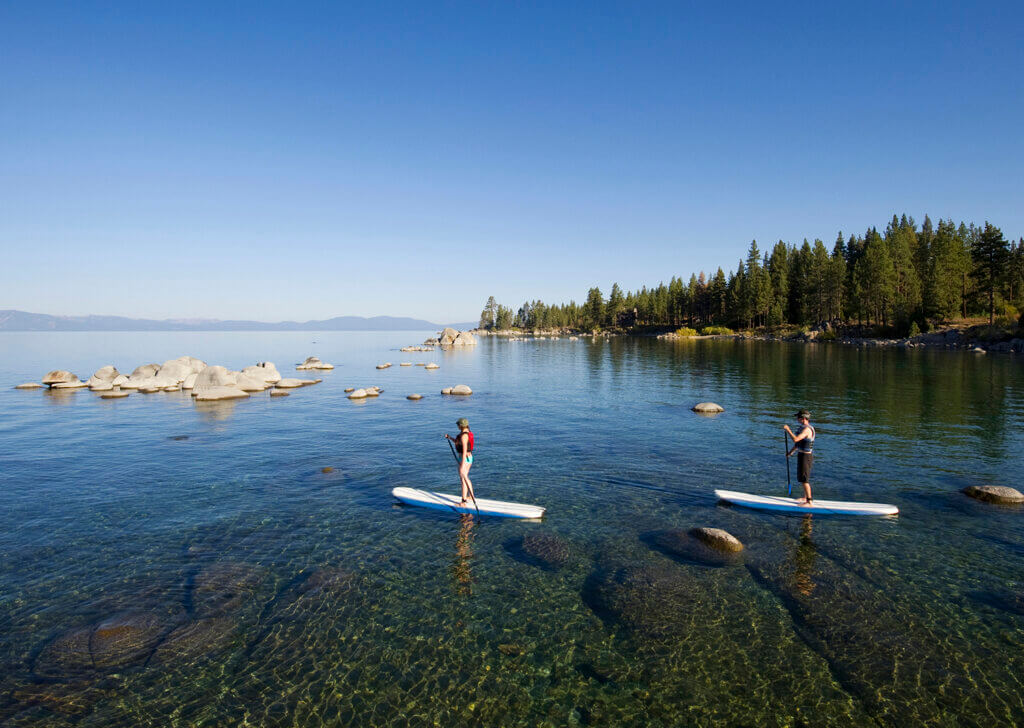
left=270, top=390, right=289, bottom=397
left=348, top=388, right=368, bottom=399
left=194, top=386, right=249, bottom=401
left=425, top=363, right=440, bottom=370
left=692, top=402, right=724, bottom=413
left=407, top=393, right=423, bottom=400
left=963, top=485, right=1024, bottom=504
left=42, top=370, right=78, bottom=386
left=296, top=356, right=334, bottom=370
left=275, top=378, right=320, bottom=389
left=688, top=527, right=744, bottom=552
left=442, top=384, right=472, bottom=395
left=15, top=382, right=42, bottom=389
left=100, top=391, right=130, bottom=399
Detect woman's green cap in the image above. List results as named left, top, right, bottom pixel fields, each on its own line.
left=456, top=418, right=469, bottom=428
left=795, top=409, right=811, bottom=418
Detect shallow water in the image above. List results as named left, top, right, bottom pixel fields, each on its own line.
left=1, top=332, right=1022, bottom=726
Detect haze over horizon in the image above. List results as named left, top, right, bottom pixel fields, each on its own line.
left=2, top=2, right=1021, bottom=322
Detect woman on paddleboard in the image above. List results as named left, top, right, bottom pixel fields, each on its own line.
left=784, top=409, right=815, bottom=505
left=444, top=418, right=475, bottom=506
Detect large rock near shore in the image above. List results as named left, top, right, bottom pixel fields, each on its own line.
left=190, top=366, right=242, bottom=399
left=453, top=331, right=477, bottom=346
left=963, top=485, right=1024, bottom=504
left=194, top=386, right=249, bottom=401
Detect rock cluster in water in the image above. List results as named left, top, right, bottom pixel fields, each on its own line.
left=23, top=357, right=323, bottom=401
left=441, top=385, right=473, bottom=395
left=423, top=328, right=477, bottom=347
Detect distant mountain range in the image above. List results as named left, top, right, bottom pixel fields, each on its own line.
left=0, top=310, right=476, bottom=332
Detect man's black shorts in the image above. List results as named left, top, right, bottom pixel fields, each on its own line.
left=797, top=453, right=813, bottom=483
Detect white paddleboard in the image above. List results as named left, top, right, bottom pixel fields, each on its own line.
left=392, top=487, right=545, bottom=519
left=715, top=489, right=898, bottom=516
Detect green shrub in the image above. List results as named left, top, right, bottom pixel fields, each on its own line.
left=908, top=321, right=920, bottom=337
left=674, top=327, right=699, bottom=337
left=700, top=325, right=734, bottom=336
left=818, top=329, right=837, bottom=341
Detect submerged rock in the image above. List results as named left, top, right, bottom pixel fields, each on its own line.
left=689, top=527, right=744, bottom=552
left=963, top=485, right=1024, bottom=504
left=150, top=616, right=238, bottom=664
left=519, top=532, right=571, bottom=569
left=692, top=402, right=724, bottom=413
left=34, top=627, right=94, bottom=677
left=100, top=391, right=130, bottom=399
left=269, top=390, right=289, bottom=397
left=647, top=529, right=742, bottom=567
left=90, top=612, right=167, bottom=670
left=298, top=567, right=357, bottom=597
left=191, top=562, right=268, bottom=617
left=583, top=563, right=700, bottom=639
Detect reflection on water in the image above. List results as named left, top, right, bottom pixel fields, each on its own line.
left=451, top=514, right=475, bottom=597
left=792, top=515, right=816, bottom=597
left=0, top=332, right=1022, bottom=726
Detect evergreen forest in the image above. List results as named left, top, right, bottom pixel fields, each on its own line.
left=478, top=215, right=1024, bottom=336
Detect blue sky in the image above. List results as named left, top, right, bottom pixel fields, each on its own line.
left=2, top=1, right=1021, bottom=322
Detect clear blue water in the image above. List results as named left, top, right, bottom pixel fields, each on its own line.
left=1, top=332, right=1023, bottom=726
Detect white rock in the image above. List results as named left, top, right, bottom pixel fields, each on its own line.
left=450, top=384, right=472, bottom=395
left=89, top=381, right=114, bottom=391
left=425, top=363, right=440, bottom=370
left=270, top=390, right=289, bottom=397
left=407, top=393, right=423, bottom=400
left=111, top=374, right=128, bottom=387
left=400, top=362, right=412, bottom=366
left=235, top=373, right=270, bottom=392
left=157, top=360, right=192, bottom=383
left=692, top=402, right=725, bottom=413
left=130, top=364, right=161, bottom=379
left=52, top=377, right=88, bottom=389
left=42, top=370, right=77, bottom=386
left=242, top=362, right=282, bottom=384
left=194, top=386, right=250, bottom=401
left=348, top=388, right=368, bottom=399
left=441, top=387, right=453, bottom=395
left=452, top=331, right=477, bottom=347
left=87, top=365, right=120, bottom=388
left=191, top=366, right=240, bottom=398
left=100, top=390, right=129, bottom=399
left=15, top=383, right=42, bottom=389
left=275, top=378, right=320, bottom=388
left=181, top=373, right=198, bottom=390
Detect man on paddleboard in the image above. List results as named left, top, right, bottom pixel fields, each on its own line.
left=444, top=418, right=475, bottom=506
left=784, top=409, right=815, bottom=505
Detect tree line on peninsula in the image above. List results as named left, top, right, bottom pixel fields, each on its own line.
left=479, top=215, right=1024, bottom=336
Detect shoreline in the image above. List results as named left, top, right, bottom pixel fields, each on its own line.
left=475, top=326, right=1024, bottom=354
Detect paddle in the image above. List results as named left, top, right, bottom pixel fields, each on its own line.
left=784, top=432, right=792, bottom=496
left=447, top=435, right=481, bottom=519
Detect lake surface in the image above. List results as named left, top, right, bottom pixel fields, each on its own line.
left=1, top=331, right=1022, bottom=727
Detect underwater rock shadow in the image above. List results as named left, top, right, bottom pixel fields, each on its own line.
left=640, top=529, right=743, bottom=569
left=503, top=531, right=573, bottom=571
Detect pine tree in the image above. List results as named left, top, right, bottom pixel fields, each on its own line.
left=709, top=268, right=728, bottom=324
left=854, top=229, right=896, bottom=326
left=972, top=222, right=1010, bottom=325
left=606, top=283, right=625, bottom=327
left=885, top=215, right=922, bottom=329
left=583, top=287, right=605, bottom=329
left=479, top=296, right=498, bottom=329
left=768, top=241, right=789, bottom=325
